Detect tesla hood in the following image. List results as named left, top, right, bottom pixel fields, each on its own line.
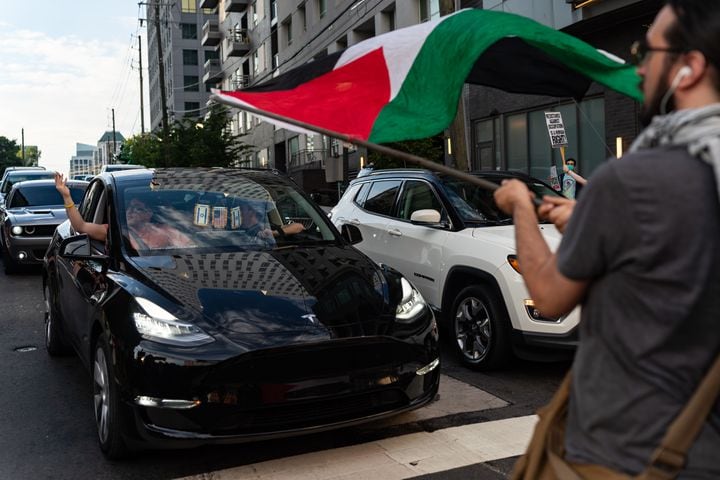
left=131, top=246, right=392, bottom=340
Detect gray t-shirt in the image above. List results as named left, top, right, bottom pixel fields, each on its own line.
left=557, top=146, right=720, bottom=478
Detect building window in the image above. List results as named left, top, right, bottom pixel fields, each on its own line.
left=184, top=75, right=199, bottom=92
left=318, top=0, right=326, bottom=19
left=381, top=8, right=395, bottom=32
left=205, top=49, right=219, bottom=61
left=184, top=102, right=200, bottom=114
left=181, top=0, right=196, bottom=13
left=181, top=23, right=197, bottom=39
left=183, top=49, right=198, bottom=65
left=419, top=0, right=439, bottom=22
left=251, top=1, right=258, bottom=27
left=299, top=3, right=307, bottom=31
left=270, top=0, right=277, bottom=22
left=284, top=17, right=293, bottom=45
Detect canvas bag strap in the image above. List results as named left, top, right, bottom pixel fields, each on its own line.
left=642, top=352, right=720, bottom=479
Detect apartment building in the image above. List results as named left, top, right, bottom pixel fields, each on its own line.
left=147, top=0, right=218, bottom=131
left=69, top=143, right=97, bottom=179
left=183, top=0, right=660, bottom=193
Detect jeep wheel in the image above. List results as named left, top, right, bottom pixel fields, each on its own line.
left=450, top=285, right=511, bottom=370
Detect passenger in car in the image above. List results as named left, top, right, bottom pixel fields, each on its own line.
left=55, top=172, right=194, bottom=250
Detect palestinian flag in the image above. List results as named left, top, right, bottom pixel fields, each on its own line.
left=212, top=8, right=641, bottom=144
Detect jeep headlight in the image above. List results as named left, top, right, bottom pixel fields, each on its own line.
left=11, top=226, right=23, bottom=235
left=396, top=277, right=426, bottom=322
left=132, top=297, right=214, bottom=346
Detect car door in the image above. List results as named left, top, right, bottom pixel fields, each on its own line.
left=56, top=181, right=108, bottom=352
left=382, top=180, right=450, bottom=309
left=350, top=179, right=402, bottom=268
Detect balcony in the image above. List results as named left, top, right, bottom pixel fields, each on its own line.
left=225, top=0, right=249, bottom=12
left=231, top=75, right=250, bottom=90
left=202, top=19, right=222, bottom=47
left=225, top=29, right=251, bottom=57
left=199, top=0, right=218, bottom=8
left=203, top=58, right=223, bottom=84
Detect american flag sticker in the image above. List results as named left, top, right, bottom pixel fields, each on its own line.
left=212, top=206, right=228, bottom=228
left=193, top=204, right=210, bottom=226
left=230, top=207, right=241, bottom=229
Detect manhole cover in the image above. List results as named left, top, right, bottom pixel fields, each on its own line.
left=14, top=346, right=38, bottom=352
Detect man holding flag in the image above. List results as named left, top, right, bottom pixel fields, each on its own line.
left=495, top=0, right=720, bottom=477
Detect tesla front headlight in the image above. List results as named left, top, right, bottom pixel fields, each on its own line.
left=133, top=297, right=214, bottom=346
left=396, top=277, right=426, bottom=322
left=11, top=226, right=23, bottom=235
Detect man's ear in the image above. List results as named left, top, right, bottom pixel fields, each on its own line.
left=681, top=51, right=708, bottom=86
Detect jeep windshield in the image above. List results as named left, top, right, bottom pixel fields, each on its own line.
left=439, top=175, right=561, bottom=226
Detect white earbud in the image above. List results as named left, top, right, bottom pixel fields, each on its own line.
left=676, top=66, right=693, bottom=82
left=660, top=66, right=693, bottom=114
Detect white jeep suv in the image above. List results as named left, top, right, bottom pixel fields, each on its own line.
left=330, top=169, right=579, bottom=370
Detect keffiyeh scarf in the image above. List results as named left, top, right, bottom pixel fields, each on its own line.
left=629, top=103, right=720, bottom=198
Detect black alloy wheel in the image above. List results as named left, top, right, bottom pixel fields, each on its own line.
left=450, top=285, right=511, bottom=370
left=93, top=334, right=129, bottom=459
left=44, top=282, right=70, bottom=356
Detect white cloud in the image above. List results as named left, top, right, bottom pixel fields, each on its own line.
left=0, top=25, right=143, bottom=174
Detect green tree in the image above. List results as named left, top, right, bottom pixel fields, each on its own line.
left=368, top=135, right=444, bottom=170
left=119, top=105, right=250, bottom=168
left=16, top=145, right=41, bottom=166
left=0, top=136, right=21, bottom=177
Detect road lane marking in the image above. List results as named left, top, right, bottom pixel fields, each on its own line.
left=175, top=415, right=536, bottom=480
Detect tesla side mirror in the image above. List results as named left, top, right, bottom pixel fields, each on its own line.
left=59, top=234, right=109, bottom=264
left=60, top=234, right=92, bottom=257
left=341, top=224, right=363, bottom=245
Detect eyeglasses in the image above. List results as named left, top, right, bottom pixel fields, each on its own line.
left=630, top=39, right=685, bottom=66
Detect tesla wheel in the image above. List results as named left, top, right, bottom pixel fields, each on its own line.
left=44, top=282, right=70, bottom=356
left=93, top=334, right=129, bottom=459
left=450, top=285, right=511, bottom=370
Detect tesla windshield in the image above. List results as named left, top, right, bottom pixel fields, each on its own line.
left=118, top=178, right=338, bottom=255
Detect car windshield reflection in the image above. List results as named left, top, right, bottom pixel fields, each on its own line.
left=439, top=176, right=561, bottom=225
left=118, top=182, right=338, bottom=256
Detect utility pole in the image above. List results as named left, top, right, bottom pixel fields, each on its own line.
left=153, top=0, right=170, bottom=165
left=112, top=108, right=117, bottom=164
left=138, top=35, right=146, bottom=134
left=21, top=128, right=25, bottom=163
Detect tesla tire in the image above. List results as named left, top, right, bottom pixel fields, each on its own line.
left=44, top=282, right=71, bottom=356
left=450, top=285, right=511, bottom=370
left=94, top=334, right=130, bottom=459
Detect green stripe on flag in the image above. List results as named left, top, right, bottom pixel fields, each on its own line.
left=369, top=9, right=641, bottom=144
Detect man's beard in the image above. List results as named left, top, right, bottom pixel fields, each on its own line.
left=639, top=66, right=675, bottom=127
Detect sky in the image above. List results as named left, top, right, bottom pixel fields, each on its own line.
left=0, top=2, right=148, bottom=175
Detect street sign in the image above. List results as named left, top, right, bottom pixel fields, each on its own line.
left=544, top=111, right=568, bottom=148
